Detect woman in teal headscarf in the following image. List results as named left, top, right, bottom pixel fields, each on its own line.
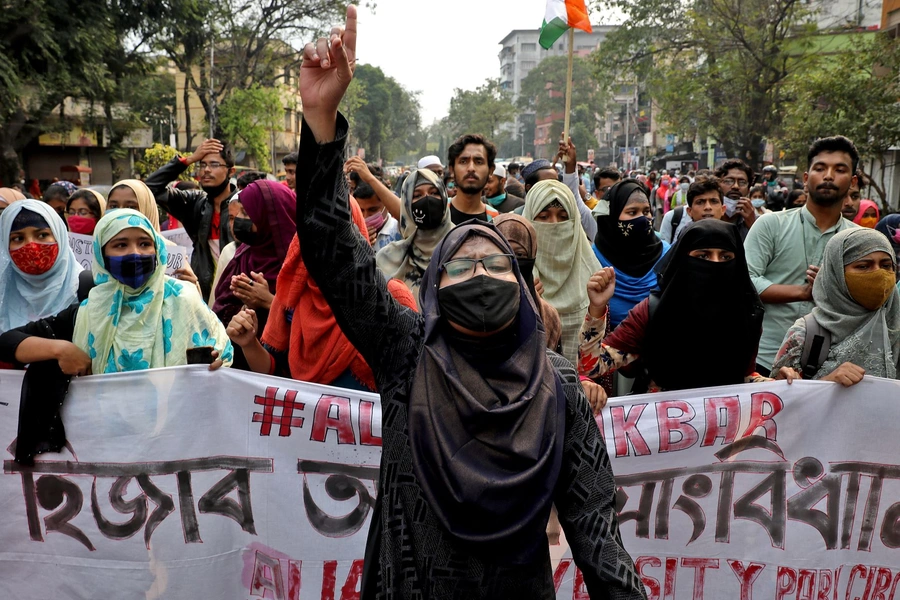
left=0, top=209, right=233, bottom=374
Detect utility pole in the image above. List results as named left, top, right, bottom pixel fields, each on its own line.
left=625, top=98, right=630, bottom=172
left=209, top=29, right=216, bottom=139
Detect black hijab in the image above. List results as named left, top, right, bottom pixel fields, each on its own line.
left=642, top=219, right=764, bottom=391
left=408, top=220, right=565, bottom=565
left=594, top=179, right=663, bottom=278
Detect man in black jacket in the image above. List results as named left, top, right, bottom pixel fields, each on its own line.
left=145, top=138, right=236, bottom=299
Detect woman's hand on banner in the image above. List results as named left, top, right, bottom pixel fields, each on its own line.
left=580, top=379, right=608, bottom=415
left=55, top=341, right=92, bottom=377
left=775, top=366, right=802, bottom=384
left=822, top=362, right=866, bottom=387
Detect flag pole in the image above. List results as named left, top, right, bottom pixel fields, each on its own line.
left=563, top=27, right=575, bottom=146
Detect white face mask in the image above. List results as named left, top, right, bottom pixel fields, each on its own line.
left=680, top=183, right=689, bottom=192
left=724, top=197, right=739, bottom=217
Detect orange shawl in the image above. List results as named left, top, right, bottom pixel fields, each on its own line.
left=262, top=199, right=415, bottom=390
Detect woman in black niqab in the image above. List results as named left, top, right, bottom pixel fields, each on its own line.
left=642, top=219, right=764, bottom=391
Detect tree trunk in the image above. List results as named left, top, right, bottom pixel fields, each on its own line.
left=0, top=146, right=19, bottom=188
left=183, top=84, right=192, bottom=150
left=104, top=103, right=123, bottom=181
left=863, top=158, right=889, bottom=212
left=0, top=111, right=28, bottom=187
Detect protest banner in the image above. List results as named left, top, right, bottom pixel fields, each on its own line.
left=67, top=232, right=94, bottom=270
left=67, top=233, right=190, bottom=278
left=161, top=227, right=194, bottom=259
left=1, top=368, right=900, bottom=599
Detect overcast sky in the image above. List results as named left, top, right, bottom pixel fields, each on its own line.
left=354, top=0, right=603, bottom=125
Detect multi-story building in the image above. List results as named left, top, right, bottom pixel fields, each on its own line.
left=498, top=27, right=616, bottom=156
left=23, top=97, right=153, bottom=186
left=817, top=0, right=882, bottom=28
left=884, top=0, right=900, bottom=30
left=498, top=27, right=615, bottom=102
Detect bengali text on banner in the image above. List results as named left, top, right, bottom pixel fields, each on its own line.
left=0, top=367, right=899, bottom=599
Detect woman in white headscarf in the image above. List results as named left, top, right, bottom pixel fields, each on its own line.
left=375, top=168, right=453, bottom=307
left=0, top=199, right=82, bottom=334
left=774, top=228, right=900, bottom=385
left=523, top=179, right=600, bottom=364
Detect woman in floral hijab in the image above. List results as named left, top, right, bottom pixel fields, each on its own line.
left=0, top=209, right=232, bottom=375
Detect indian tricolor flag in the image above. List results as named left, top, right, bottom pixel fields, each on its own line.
left=539, top=0, right=593, bottom=49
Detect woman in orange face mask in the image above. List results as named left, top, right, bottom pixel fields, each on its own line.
left=854, top=199, right=880, bottom=229
left=774, top=228, right=900, bottom=385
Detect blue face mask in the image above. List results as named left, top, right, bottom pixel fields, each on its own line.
left=485, top=192, right=507, bottom=207
left=751, top=199, right=766, bottom=208
left=106, top=253, right=158, bottom=289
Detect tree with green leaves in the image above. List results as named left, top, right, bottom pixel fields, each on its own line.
left=446, top=79, right=517, bottom=141
left=339, top=78, right=367, bottom=146
left=776, top=33, right=900, bottom=208
left=595, top=0, right=816, bottom=168
left=218, top=84, right=284, bottom=170
left=134, top=144, right=196, bottom=181
left=123, top=68, right=177, bottom=146
left=350, top=64, right=422, bottom=162
left=0, top=0, right=163, bottom=183
left=518, top=55, right=605, bottom=160
left=154, top=0, right=361, bottom=147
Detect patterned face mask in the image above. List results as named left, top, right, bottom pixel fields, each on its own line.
left=106, top=253, right=158, bottom=289
left=10, top=242, right=59, bottom=275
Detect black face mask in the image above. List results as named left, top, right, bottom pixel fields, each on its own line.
left=410, top=195, right=445, bottom=231
left=202, top=178, right=231, bottom=200
left=618, top=215, right=654, bottom=239
left=438, top=275, right=521, bottom=333
left=233, top=217, right=264, bottom=246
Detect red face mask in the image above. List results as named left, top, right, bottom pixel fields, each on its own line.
left=67, top=214, right=97, bottom=235
left=10, top=242, right=59, bottom=275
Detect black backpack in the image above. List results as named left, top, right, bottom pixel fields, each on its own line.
left=77, top=270, right=94, bottom=302
left=669, top=206, right=684, bottom=243
left=800, top=313, right=831, bottom=379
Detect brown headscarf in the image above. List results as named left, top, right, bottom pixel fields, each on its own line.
left=493, top=213, right=562, bottom=353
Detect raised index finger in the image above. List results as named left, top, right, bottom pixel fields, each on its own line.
left=343, top=5, right=358, bottom=61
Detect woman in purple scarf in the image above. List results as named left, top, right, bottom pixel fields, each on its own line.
left=212, top=180, right=296, bottom=342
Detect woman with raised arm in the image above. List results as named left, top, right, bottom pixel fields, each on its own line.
left=291, top=8, right=646, bottom=599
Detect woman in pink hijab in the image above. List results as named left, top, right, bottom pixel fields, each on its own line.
left=854, top=199, right=880, bottom=229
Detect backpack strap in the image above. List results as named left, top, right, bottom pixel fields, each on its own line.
left=77, top=269, right=95, bottom=303
left=630, top=294, right=660, bottom=395
left=800, top=313, right=831, bottom=379
left=669, top=206, right=684, bottom=243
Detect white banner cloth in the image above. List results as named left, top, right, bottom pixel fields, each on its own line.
left=1, top=368, right=899, bottom=599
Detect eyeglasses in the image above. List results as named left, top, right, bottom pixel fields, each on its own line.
left=722, top=178, right=749, bottom=188
left=67, top=208, right=93, bottom=217
left=442, top=253, right=514, bottom=280
left=195, top=161, right=227, bottom=172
